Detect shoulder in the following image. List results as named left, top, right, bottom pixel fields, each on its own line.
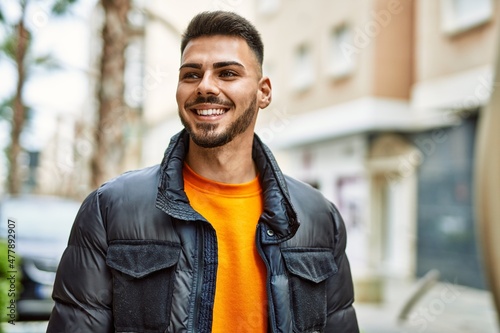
left=284, top=175, right=345, bottom=248
left=74, top=165, right=161, bottom=220
left=89, top=165, right=163, bottom=220
left=98, top=164, right=161, bottom=201
left=284, top=175, right=335, bottom=213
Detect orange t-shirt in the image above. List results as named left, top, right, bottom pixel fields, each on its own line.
left=183, top=163, right=268, bottom=332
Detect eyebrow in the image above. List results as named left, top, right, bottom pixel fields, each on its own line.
left=179, top=61, right=245, bottom=71
left=213, top=61, right=245, bottom=69
left=179, top=63, right=202, bottom=70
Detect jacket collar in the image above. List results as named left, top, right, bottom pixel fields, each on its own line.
left=155, top=129, right=299, bottom=244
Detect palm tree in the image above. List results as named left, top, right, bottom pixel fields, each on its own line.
left=0, top=2, right=29, bottom=195
left=475, top=18, right=500, bottom=324
left=90, top=0, right=133, bottom=189
left=1, top=0, right=141, bottom=193
left=0, top=0, right=78, bottom=195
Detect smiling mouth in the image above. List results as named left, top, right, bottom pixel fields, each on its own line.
left=191, top=108, right=229, bottom=116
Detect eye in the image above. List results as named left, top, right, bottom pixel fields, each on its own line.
left=181, top=72, right=201, bottom=80
left=219, top=70, right=238, bottom=78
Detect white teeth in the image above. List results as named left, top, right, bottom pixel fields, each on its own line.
left=196, top=109, right=226, bottom=116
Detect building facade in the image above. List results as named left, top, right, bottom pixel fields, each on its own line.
left=409, top=0, right=497, bottom=290
left=253, top=0, right=498, bottom=299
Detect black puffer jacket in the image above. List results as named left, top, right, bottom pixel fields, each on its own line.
left=47, top=130, right=359, bottom=333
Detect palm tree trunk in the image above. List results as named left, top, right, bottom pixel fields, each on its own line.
left=90, top=0, right=130, bottom=189
left=8, top=13, right=29, bottom=195
left=475, top=20, right=500, bottom=324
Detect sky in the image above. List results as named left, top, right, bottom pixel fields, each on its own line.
left=0, top=0, right=97, bottom=152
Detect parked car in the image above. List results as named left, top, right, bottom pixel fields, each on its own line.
left=0, top=194, right=81, bottom=320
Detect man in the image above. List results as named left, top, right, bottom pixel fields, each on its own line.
left=47, top=11, right=359, bottom=333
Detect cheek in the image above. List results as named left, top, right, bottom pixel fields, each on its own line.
left=227, top=83, right=259, bottom=104
left=176, top=85, right=187, bottom=107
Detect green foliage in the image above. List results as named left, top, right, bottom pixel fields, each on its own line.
left=0, top=30, right=59, bottom=74
left=0, top=97, right=32, bottom=125
left=0, top=98, right=13, bottom=121
left=0, top=33, right=20, bottom=62
left=0, top=240, right=21, bottom=330
left=0, top=242, right=9, bottom=329
left=33, top=53, right=61, bottom=70
left=51, top=0, right=79, bottom=15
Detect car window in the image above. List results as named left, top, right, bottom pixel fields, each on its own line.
left=0, top=197, right=80, bottom=242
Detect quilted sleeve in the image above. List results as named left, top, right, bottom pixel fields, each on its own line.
left=46, top=190, right=113, bottom=333
left=325, top=202, right=360, bottom=332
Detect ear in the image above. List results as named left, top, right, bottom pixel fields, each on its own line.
left=257, top=76, right=272, bottom=109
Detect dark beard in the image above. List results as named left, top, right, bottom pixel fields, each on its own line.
left=180, top=97, right=257, bottom=148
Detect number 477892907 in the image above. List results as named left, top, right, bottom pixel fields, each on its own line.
left=7, top=219, right=16, bottom=271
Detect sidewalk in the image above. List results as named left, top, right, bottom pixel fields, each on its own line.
left=356, top=278, right=500, bottom=333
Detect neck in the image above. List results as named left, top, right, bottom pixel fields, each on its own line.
left=185, top=135, right=257, bottom=184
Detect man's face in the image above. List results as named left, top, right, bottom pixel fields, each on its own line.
left=176, top=35, right=270, bottom=148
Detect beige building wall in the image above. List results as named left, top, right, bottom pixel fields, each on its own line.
left=411, top=0, right=498, bottom=113
left=415, top=0, right=497, bottom=82
left=254, top=0, right=421, bottom=151
left=254, top=1, right=418, bottom=300
left=257, top=0, right=413, bottom=116
left=258, top=0, right=373, bottom=115
left=372, top=0, right=414, bottom=99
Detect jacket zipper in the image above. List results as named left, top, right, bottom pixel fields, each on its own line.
left=192, top=223, right=205, bottom=332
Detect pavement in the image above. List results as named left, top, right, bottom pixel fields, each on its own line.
left=356, top=278, right=500, bottom=333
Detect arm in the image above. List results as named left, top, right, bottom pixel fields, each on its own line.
left=325, top=203, right=360, bottom=332
left=47, top=190, right=113, bottom=333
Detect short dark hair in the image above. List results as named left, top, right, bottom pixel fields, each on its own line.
left=181, top=11, right=264, bottom=68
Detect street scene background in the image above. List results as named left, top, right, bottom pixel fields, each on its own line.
left=0, top=0, right=499, bottom=332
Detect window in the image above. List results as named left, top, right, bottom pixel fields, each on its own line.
left=292, top=44, right=314, bottom=91
left=329, top=24, right=354, bottom=79
left=441, top=0, right=493, bottom=35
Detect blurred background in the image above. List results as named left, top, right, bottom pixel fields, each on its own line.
left=0, top=0, right=499, bottom=332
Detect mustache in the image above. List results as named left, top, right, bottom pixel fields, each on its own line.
left=185, top=95, right=234, bottom=109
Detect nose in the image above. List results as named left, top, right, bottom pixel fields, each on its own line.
left=196, top=72, right=220, bottom=95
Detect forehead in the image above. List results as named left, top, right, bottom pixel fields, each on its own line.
left=181, top=35, right=257, bottom=67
